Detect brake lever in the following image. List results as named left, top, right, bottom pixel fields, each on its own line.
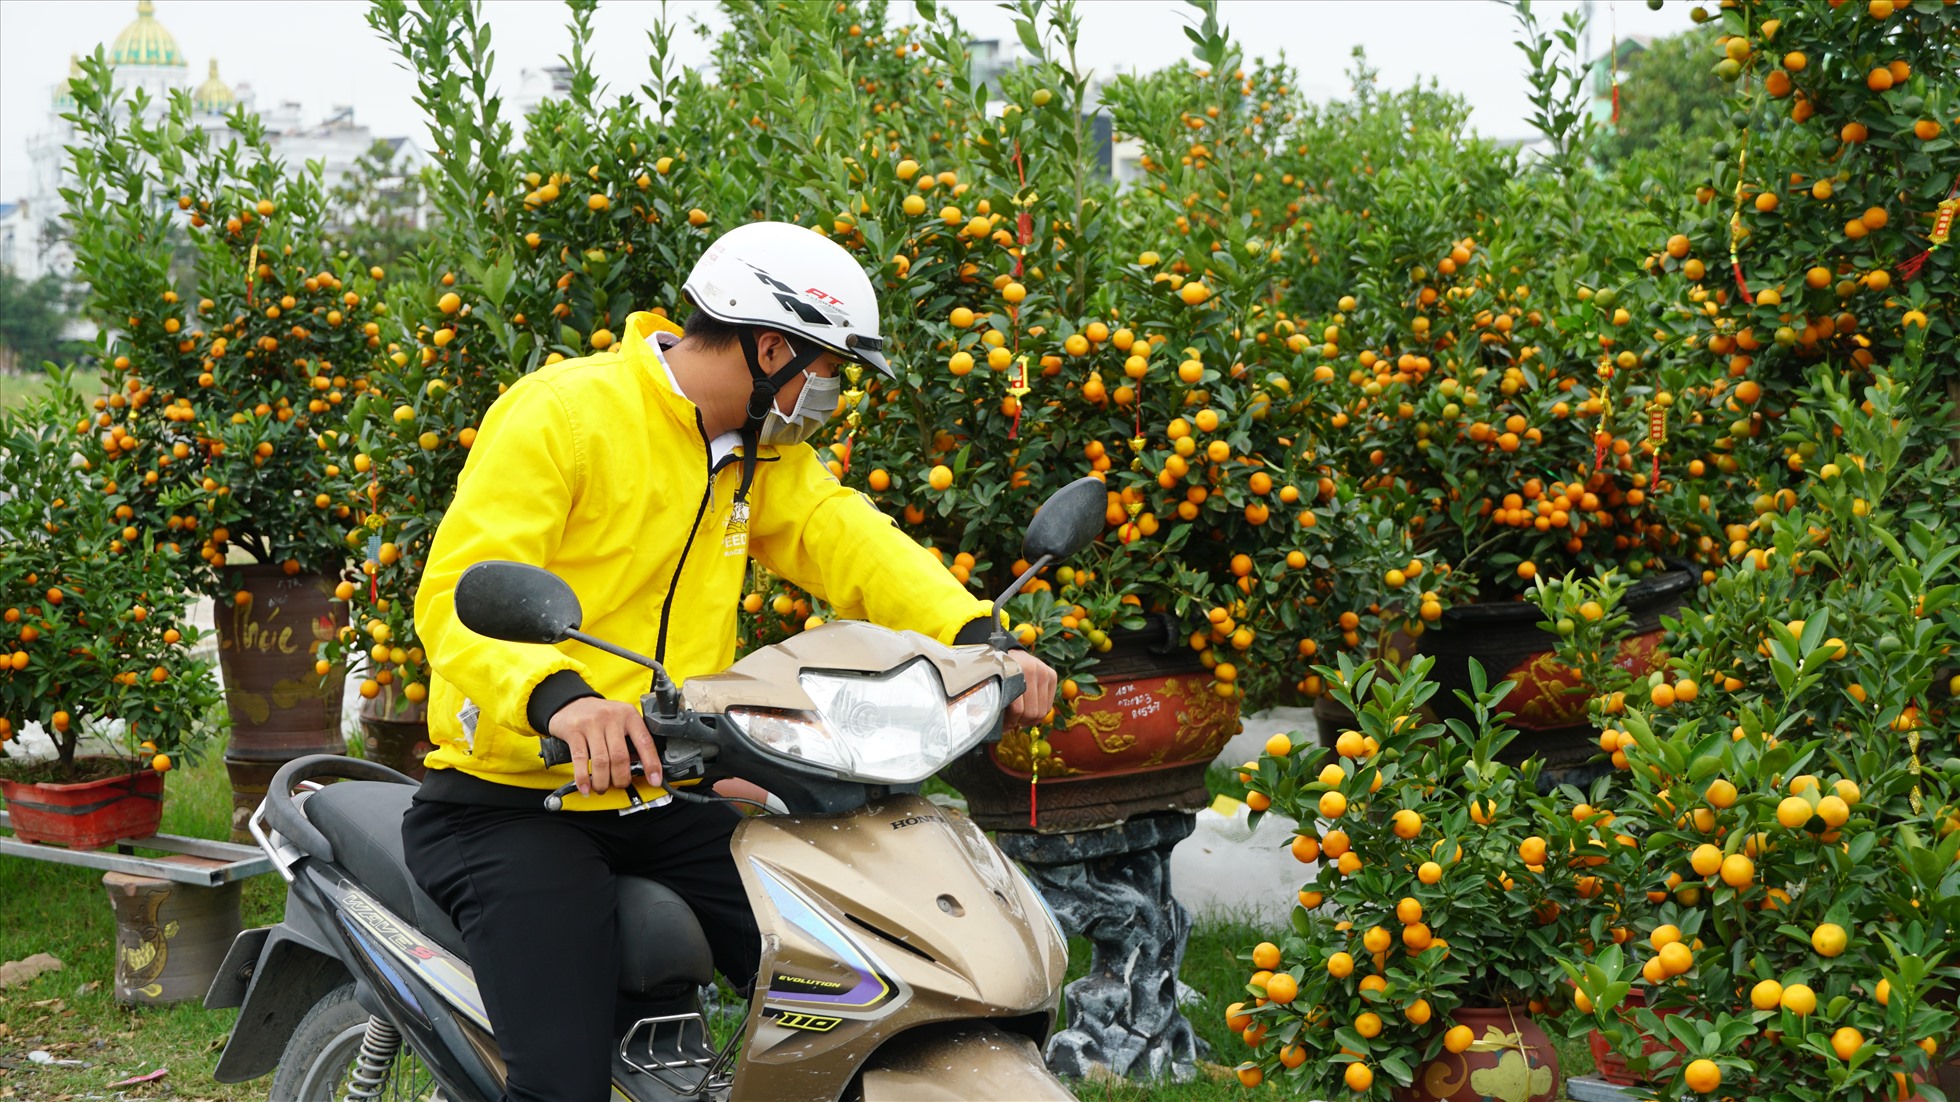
left=542, top=761, right=672, bottom=813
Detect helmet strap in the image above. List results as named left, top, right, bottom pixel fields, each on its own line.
left=734, top=327, right=826, bottom=504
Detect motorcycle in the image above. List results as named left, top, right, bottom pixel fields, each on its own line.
left=203, top=476, right=1109, bottom=1101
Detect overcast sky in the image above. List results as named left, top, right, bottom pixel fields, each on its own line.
left=0, top=0, right=1693, bottom=203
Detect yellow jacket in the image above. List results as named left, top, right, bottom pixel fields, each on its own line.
left=415, top=312, right=992, bottom=810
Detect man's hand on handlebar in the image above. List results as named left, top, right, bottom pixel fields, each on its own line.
left=1006, top=650, right=1058, bottom=727
left=547, top=697, right=663, bottom=797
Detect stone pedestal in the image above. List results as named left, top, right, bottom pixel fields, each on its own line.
left=997, top=813, right=1204, bottom=1083
left=102, top=855, right=243, bottom=1004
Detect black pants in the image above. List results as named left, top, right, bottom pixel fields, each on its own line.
left=401, top=794, right=760, bottom=1102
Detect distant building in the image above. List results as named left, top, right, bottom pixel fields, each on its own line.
left=963, top=38, right=1136, bottom=185
left=1590, top=36, right=1653, bottom=124
left=0, top=202, right=24, bottom=277
left=509, top=65, right=575, bottom=143
left=4, top=1, right=423, bottom=283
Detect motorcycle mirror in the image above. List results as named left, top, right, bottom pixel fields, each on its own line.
left=1021, top=476, right=1107, bottom=563
left=455, top=561, right=583, bottom=644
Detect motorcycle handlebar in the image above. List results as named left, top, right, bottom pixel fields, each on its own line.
left=538, top=733, right=575, bottom=769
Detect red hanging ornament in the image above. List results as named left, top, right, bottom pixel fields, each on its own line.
left=245, top=220, right=265, bottom=307
left=1609, top=1, right=1622, bottom=125
left=1724, top=5, right=1757, bottom=305
left=1897, top=180, right=1958, bottom=283
left=1027, top=728, right=1050, bottom=829
left=366, top=483, right=383, bottom=600
left=1004, top=142, right=1038, bottom=443
left=1647, top=403, right=1668, bottom=491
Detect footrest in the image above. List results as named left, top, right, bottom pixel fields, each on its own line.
left=618, top=1012, right=724, bottom=1096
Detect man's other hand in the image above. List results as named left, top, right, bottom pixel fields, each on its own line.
left=547, top=697, right=663, bottom=797
left=1007, top=650, right=1058, bottom=727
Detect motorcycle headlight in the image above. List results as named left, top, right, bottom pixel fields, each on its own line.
left=726, top=660, right=1001, bottom=784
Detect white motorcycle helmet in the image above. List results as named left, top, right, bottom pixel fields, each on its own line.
left=681, top=221, right=890, bottom=499
left=682, top=220, right=892, bottom=378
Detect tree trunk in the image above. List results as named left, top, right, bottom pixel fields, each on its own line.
left=1947, top=378, right=1958, bottom=468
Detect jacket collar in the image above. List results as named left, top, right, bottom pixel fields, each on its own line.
left=623, top=311, right=702, bottom=436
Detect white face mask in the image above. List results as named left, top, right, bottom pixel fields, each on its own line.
left=758, top=369, right=841, bottom=446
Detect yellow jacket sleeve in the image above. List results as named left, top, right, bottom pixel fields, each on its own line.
left=749, top=446, right=993, bottom=644
left=414, top=374, right=591, bottom=735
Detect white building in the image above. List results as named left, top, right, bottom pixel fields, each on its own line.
left=3, top=1, right=421, bottom=283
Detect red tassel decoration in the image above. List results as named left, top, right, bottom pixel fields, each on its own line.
left=1898, top=190, right=1958, bottom=282
left=1731, top=259, right=1755, bottom=306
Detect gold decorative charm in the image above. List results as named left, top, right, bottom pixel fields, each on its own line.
left=1063, top=707, right=1135, bottom=755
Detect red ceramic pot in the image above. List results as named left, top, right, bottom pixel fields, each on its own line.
left=941, top=616, right=1240, bottom=834
left=1417, top=565, right=1696, bottom=787
left=1395, top=1006, right=1560, bottom=1102
left=1587, top=988, right=1683, bottom=1085
left=2, top=765, right=164, bottom=849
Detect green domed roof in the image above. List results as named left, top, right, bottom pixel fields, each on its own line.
left=194, top=59, right=234, bottom=114
left=110, top=1, right=187, bottom=68
left=54, top=54, right=82, bottom=107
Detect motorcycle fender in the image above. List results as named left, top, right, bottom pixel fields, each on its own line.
left=857, top=1023, right=1073, bottom=1102
left=202, top=925, right=271, bottom=1010
left=211, top=927, right=352, bottom=1083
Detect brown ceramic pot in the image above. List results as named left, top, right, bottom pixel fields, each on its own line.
left=1416, top=565, right=1695, bottom=788
left=1394, top=1006, right=1560, bottom=1102
left=358, top=681, right=431, bottom=780
left=216, top=565, right=347, bottom=840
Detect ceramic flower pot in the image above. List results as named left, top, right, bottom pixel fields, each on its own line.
left=216, top=565, right=347, bottom=840
left=1586, top=987, right=1684, bottom=1086
left=1416, top=564, right=1696, bottom=788
left=1394, top=1006, right=1561, bottom=1102
left=1, top=764, right=164, bottom=849
left=941, top=615, right=1240, bottom=834
left=358, top=680, right=430, bottom=780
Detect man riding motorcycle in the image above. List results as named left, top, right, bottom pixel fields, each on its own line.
left=405, top=220, right=1058, bottom=1101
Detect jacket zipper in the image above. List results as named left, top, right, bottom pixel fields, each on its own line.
left=656, top=411, right=716, bottom=665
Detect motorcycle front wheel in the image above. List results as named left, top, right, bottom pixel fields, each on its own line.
left=267, top=981, right=444, bottom=1101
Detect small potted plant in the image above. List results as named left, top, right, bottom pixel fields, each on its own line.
left=0, top=379, right=219, bottom=848
left=1227, top=655, right=1571, bottom=1100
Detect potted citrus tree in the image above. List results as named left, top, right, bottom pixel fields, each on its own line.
left=321, top=0, right=757, bottom=772
left=0, top=378, right=219, bottom=848
left=61, top=53, right=371, bottom=833
left=1538, top=348, right=1959, bottom=1099
left=1228, top=656, right=1576, bottom=1099
left=714, top=0, right=1333, bottom=830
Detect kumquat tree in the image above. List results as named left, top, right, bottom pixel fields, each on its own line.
left=3, top=0, right=1956, bottom=1097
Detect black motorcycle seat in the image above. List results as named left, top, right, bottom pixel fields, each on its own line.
left=304, top=782, right=715, bottom=993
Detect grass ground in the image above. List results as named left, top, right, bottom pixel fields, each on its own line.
left=0, top=746, right=284, bottom=1101
left=0, top=366, right=103, bottom=414
left=2, top=751, right=1593, bottom=1100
